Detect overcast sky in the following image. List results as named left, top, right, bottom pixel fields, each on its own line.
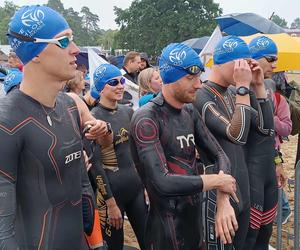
left=1, top=0, right=299, bottom=29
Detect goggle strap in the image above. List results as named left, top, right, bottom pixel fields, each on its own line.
left=7, top=30, right=35, bottom=42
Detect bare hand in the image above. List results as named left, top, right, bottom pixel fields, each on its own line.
left=276, top=163, right=287, bottom=187
left=218, top=171, right=239, bottom=203
left=83, top=150, right=92, bottom=171
left=249, top=59, right=264, bottom=87
left=233, top=59, right=252, bottom=88
left=215, top=192, right=238, bottom=244
left=106, top=198, right=123, bottom=230
left=84, top=120, right=109, bottom=140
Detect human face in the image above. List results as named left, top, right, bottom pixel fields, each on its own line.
left=102, top=76, right=125, bottom=101
left=218, top=61, right=235, bottom=85
left=130, top=56, right=141, bottom=73
left=37, top=29, right=80, bottom=82
left=258, top=56, right=277, bottom=78
left=139, top=58, right=147, bottom=71
left=173, top=74, right=202, bottom=103
left=150, top=70, right=163, bottom=93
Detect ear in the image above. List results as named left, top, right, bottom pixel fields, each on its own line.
left=31, top=55, right=40, bottom=63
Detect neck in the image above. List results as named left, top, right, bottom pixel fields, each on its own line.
left=100, top=95, right=118, bottom=109
left=162, top=86, right=184, bottom=109
left=208, top=67, right=230, bottom=88
left=124, top=66, right=133, bottom=74
left=20, top=66, right=64, bottom=107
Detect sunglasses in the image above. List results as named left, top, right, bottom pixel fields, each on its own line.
left=264, top=56, right=278, bottom=63
left=7, top=30, right=73, bottom=49
left=106, top=77, right=126, bottom=87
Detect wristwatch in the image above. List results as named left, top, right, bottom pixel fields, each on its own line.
left=236, top=86, right=250, bottom=96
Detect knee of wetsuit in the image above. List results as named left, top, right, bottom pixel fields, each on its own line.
left=82, top=194, right=95, bottom=236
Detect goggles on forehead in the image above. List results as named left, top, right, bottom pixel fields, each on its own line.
left=106, top=77, right=126, bottom=87
left=264, top=55, right=278, bottom=63
left=7, top=30, right=73, bottom=49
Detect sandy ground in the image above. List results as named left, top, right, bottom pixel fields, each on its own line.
left=269, top=135, right=299, bottom=249
left=124, top=135, right=299, bottom=249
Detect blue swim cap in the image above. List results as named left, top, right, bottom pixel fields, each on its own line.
left=213, top=36, right=251, bottom=65
left=4, top=69, right=23, bottom=94
left=8, top=5, right=69, bottom=65
left=93, top=64, right=122, bottom=93
left=249, top=36, right=278, bottom=60
left=159, top=43, right=204, bottom=84
left=90, top=85, right=100, bottom=100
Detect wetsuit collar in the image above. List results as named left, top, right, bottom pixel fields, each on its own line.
left=205, top=81, right=228, bottom=94
left=151, top=92, right=182, bottom=113
left=98, top=102, right=118, bottom=112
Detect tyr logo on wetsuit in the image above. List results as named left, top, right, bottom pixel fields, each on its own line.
left=176, top=134, right=195, bottom=148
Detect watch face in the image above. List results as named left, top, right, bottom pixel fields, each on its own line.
left=237, top=87, right=249, bottom=95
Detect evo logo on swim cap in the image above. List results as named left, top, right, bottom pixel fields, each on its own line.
left=256, top=37, right=270, bottom=49
left=169, top=48, right=187, bottom=66
left=222, top=39, right=238, bottom=52
left=21, top=9, right=45, bottom=27
left=94, top=66, right=107, bottom=79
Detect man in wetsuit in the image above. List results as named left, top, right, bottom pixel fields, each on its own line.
left=194, top=36, right=272, bottom=249
left=241, top=36, right=279, bottom=250
left=0, top=5, right=111, bottom=249
left=131, top=43, right=239, bottom=250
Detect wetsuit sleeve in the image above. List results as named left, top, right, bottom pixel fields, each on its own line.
left=192, top=108, right=231, bottom=174
left=0, top=129, right=21, bottom=249
left=81, top=157, right=104, bottom=249
left=89, top=144, right=114, bottom=200
left=197, top=100, right=252, bottom=145
left=131, top=110, right=203, bottom=196
left=250, top=92, right=274, bottom=135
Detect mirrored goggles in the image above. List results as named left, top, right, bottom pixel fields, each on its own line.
left=264, top=56, right=278, bottom=63
left=106, top=77, right=126, bottom=87
left=7, top=30, right=73, bottom=49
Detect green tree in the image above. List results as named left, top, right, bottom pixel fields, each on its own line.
left=291, top=18, right=300, bottom=29
left=80, top=6, right=102, bottom=46
left=271, top=14, right=288, bottom=28
left=114, top=0, right=221, bottom=56
left=46, top=0, right=64, bottom=14
left=97, top=29, right=120, bottom=51
left=0, top=1, right=18, bottom=44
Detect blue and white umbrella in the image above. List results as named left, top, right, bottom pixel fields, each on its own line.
left=215, top=13, right=285, bottom=36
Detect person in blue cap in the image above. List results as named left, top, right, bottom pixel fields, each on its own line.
left=130, top=42, right=239, bottom=250
left=87, top=63, right=147, bottom=250
left=239, top=36, right=281, bottom=250
left=0, top=5, right=112, bottom=250
left=3, top=69, right=23, bottom=94
left=194, top=35, right=274, bottom=250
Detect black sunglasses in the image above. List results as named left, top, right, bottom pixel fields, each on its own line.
left=264, top=56, right=278, bottom=63
left=106, top=77, right=126, bottom=87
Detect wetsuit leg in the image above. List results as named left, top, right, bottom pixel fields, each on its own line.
left=243, top=165, right=265, bottom=250
left=125, top=189, right=147, bottom=250
left=253, top=170, right=278, bottom=250
left=243, top=161, right=277, bottom=250
left=145, top=198, right=203, bottom=250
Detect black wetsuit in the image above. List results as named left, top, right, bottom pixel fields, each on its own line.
left=130, top=93, right=231, bottom=250
left=242, top=90, right=277, bottom=250
left=90, top=103, right=147, bottom=250
left=0, top=89, right=95, bottom=249
left=194, top=81, right=252, bottom=250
